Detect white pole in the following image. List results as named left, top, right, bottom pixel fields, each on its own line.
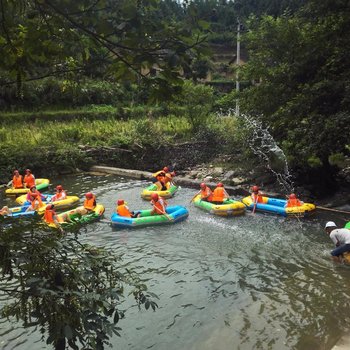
left=235, top=19, right=240, bottom=117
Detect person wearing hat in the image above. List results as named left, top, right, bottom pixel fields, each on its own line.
left=150, top=193, right=167, bottom=215
left=76, top=192, right=96, bottom=215
left=23, top=169, right=36, bottom=188
left=251, top=185, right=264, bottom=204
left=285, top=193, right=303, bottom=208
left=11, top=170, right=24, bottom=189
left=51, top=185, right=67, bottom=202
left=211, top=183, right=229, bottom=205
left=324, top=221, right=350, bottom=263
left=25, top=185, right=46, bottom=211
left=116, top=199, right=140, bottom=218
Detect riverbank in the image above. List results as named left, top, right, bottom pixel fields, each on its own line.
left=0, top=109, right=349, bottom=203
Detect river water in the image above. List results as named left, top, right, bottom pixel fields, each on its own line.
left=1, top=173, right=350, bottom=350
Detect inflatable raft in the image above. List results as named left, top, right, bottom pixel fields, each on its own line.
left=5, top=178, right=50, bottom=195
left=193, top=195, right=245, bottom=216
left=242, top=196, right=316, bottom=217
left=0, top=205, right=38, bottom=218
left=111, top=205, right=188, bottom=228
left=46, top=204, right=105, bottom=229
left=16, top=193, right=80, bottom=212
left=141, top=184, right=178, bottom=200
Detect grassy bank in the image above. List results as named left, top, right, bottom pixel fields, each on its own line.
left=0, top=109, right=242, bottom=183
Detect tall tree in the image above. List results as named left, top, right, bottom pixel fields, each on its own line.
left=0, top=0, right=208, bottom=99
left=240, top=0, right=350, bottom=190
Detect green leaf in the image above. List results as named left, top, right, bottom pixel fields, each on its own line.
left=113, top=310, right=119, bottom=324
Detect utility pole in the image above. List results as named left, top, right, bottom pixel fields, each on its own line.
left=235, top=19, right=240, bottom=117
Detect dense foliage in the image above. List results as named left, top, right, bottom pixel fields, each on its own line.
left=0, top=221, right=158, bottom=350
left=0, top=0, right=209, bottom=100
left=238, top=0, right=350, bottom=187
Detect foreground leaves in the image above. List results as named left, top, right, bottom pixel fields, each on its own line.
left=0, top=221, right=158, bottom=350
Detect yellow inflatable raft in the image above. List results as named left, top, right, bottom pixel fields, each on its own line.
left=141, top=184, right=178, bottom=200
left=16, top=193, right=80, bottom=213
left=5, top=178, right=50, bottom=195
left=193, top=195, right=245, bottom=216
left=47, top=204, right=105, bottom=229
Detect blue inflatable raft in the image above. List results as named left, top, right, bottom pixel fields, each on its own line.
left=1, top=205, right=38, bottom=218
left=111, top=205, right=189, bottom=228
left=242, top=196, right=316, bottom=217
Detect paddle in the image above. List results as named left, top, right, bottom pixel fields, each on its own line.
left=154, top=204, right=173, bottom=221
left=252, top=194, right=258, bottom=214
left=224, top=189, right=230, bottom=201
left=190, top=191, right=201, bottom=203
left=160, top=210, right=173, bottom=221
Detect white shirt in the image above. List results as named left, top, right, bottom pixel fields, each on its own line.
left=330, top=228, right=350, bottom=246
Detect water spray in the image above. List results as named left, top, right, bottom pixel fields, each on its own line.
left=228, top=109, right=295, bottom=193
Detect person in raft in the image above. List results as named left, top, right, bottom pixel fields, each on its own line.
left=23, top=169, right=36, bottom=188
left=163, top=173, right=174, bottom=188
left=151, top=167, right=167, bottom=191
left=116, top=199, right=140, bottom=218
left=195, top=182, right=213, bottom=202
left=211, top=183, right=229, bottom=205
left=77, top=192, right=96, bottom=215
left=324, top=221, right=350, bottom=263
left=285, top=193, right=303, bottom=208
left=0, top=206, right=12, bottom=216
left=44, top=204, right=61, bottom=226
left=25, top=186, right=46, bottom=211
left=150, top=193, right=167, bottom=215
left=251, top=185, right=264, bottom=204
left=44, top=204, right=70, bottom=231
left=152, top=167, right=167, bottom=180
left=50, top=185, right=67, bottom=202
left=10, top=170, right=24, bottom=189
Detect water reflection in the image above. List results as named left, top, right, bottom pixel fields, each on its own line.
left=0, top=173, right=349, bottom=350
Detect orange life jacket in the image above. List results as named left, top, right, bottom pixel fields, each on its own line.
left=84, top=195, right=96, bottom=210
left=27, top=190, right=43, bottom=209
left=12, top=175, right=23, bottom=188
left=200, top=187, right=213, bottom=201
left=117, top=204, right=132, bottom=217
left=151, top=198, right=166, bottom=215
left=24, top=174, right=35, bottom=188
left=52, top=190, right=66, bottom=202
left=286, top=198, right=302, bottom=207
left=251, top=193, right=264, bottom=203
left=212, top=187, right=225, bottom=202
left=44, top=209, right=56, bottom=223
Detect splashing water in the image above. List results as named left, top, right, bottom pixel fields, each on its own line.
left=228, top=110, right=294, bottom=193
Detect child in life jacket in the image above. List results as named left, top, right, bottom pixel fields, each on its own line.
left=51, top=185, right=67, bottom=202
left=23, top=169, right=36, bottom=188
left=76, top=192, right=96, bottom=215
left=11, top=170, right=23, bottom=189
left=116, top=199, right=140, bottom=218
left=150, top=193, right=167, bottom=215
left=285, top=193, right=303, bottom=207
left=251, top=185, right=264, bottom=204
left=25, top=186, right=46, bottom=211
left=211, top=183, right=229, bottom=204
